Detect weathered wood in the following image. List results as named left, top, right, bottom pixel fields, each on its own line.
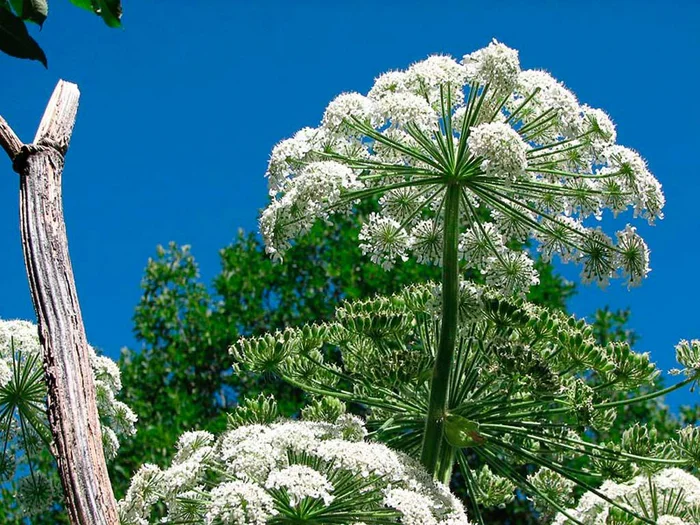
left=3, top=81, right=119, bottom=525
left=0, top=115, right=23, bottom=159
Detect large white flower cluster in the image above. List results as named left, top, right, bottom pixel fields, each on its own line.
left=260, top=39, right=663, bottom=293
left=119, top=417, right=472, bottom=525
left=0, top=319, right=137, bottom=456
left=554, top=468, right=700, bottom=525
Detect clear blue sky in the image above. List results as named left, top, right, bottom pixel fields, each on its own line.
left=0, top=2, right=698, bottom=406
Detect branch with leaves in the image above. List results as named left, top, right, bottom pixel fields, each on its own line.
left=0, top=0, right=121, bottom=66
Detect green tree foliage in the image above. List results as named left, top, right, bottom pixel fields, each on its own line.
left=0, top=0, right=121, bottom=66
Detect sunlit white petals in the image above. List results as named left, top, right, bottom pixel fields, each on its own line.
left=463, top=39, right=520, bottom=92
left=265, top=465, right=334, bottom=506
left=385, top=488, right=439, bottom=525
left=459, top=222, right=505, bottom=266
left=359, top=213, right=414, bottom=270
left=121, top=419, right=471, bottom=524
left=580, top=105, right=616, bottom=157
left=512, top=69, right=581, bottom=139
left=322, top=92, right=381, bottom=133
left=485, top=250, right=540, bottom=295
left=376, top=91, right=438, bottom=130
left=406, top=54, right=467, bottom=106
left=615, top=225, right=650, bottom=288
left=368, top=70, right=409, bottom=101
left=554, top=468, right=700, bottom=525
left=467, top=122, right=529, bottom=179
left=411, top=219, right=443, bottom=264
left=261, top=161, right=363, bottom=261
left=638, top=176, right=665, bottom=224
left=266, top=127, right=327, bottom=193
left=206, top=481, right=276, bottom=525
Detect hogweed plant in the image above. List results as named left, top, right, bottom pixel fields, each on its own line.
left=0, top=319, right=136, bottom=516
left=227, top=40, right=700, bottom=524
left=259, top=40, right=664, bottom=482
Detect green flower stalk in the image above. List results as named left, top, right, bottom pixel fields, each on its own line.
left=257, top=40, right=664, bottom=481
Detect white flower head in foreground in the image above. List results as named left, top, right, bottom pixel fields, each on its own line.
left=554, top=468, right=700, bottom=525
left=261, top=40, right=664, bottom=294
left=119, top=416, right=472, bottom=525
left=0, top=319, right=137, bottom=514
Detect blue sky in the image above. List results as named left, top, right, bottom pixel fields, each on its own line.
left=0, top=1, right=698, bottom=406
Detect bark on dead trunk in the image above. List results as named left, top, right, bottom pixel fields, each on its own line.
left=0, top=81, right=119, bottom=525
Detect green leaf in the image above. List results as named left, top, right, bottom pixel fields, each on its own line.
left=68, top=0, right=93, bottom=9
left=96, top=0, right=120, bottom=27
left=0, top=5, right=47, bottom=66
left=10, top=0, right=47, bottom=25
left=69, top=0, right=121, bottom=28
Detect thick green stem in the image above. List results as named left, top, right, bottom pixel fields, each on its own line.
left=420, top=183, right=461, bottom=475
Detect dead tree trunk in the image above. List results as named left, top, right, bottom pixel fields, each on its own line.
left=0, top=81, right=119, bottom=525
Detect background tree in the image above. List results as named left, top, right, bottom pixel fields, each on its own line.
left=0, top=0, right=121, bottom=66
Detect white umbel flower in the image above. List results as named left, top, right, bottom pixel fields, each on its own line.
left=206, top=481, right=276, bottom=525
left=1, top=318, right=137, bottom=513
left=406, top=54, right=467, bottom=107
left=375, top=91, right=438, bottom=130
left=463, top=39, right=520, bottom=92
left=411, top=219, right=443, bottom=264
left=265, top=465, right=335, bottom=506
left=459, top=222, right=506, bottom=266
left=322, top=92, right=381, bottom=133
left=0, top=359, right=10, bottom=388
left=259, top=41, right=664, bottom=290
left=512, top=69, right=580, bottom=139
left=615, top=225, right=650, bottom=288
left=485, top=250, right=540, bottom=295
left=266, top=127, right=327, bottom=194
left=368, top=70, right=409, bottom=101
left=120, top=418, right=473, bottom=524
left=359, top=213, right=414, bottom=270
left=467, top=122, right=529, bottom=180
left=553, top=468, right=700, bottom=525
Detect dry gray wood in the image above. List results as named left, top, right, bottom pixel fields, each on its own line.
left=1, top=81, right=119, bottom=525
left=0, top=115, right=23, bottom=159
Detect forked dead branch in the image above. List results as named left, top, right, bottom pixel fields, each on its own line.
left=0, top=81, right=119, bottom=525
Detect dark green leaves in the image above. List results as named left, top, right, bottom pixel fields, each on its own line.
left=68, top=0, right=121, bottom=28
left=9, top=0, right=48, bottom=25
left=1, top=0, right=121, bottom=66
left=0, top=4, right=47, bottom=66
